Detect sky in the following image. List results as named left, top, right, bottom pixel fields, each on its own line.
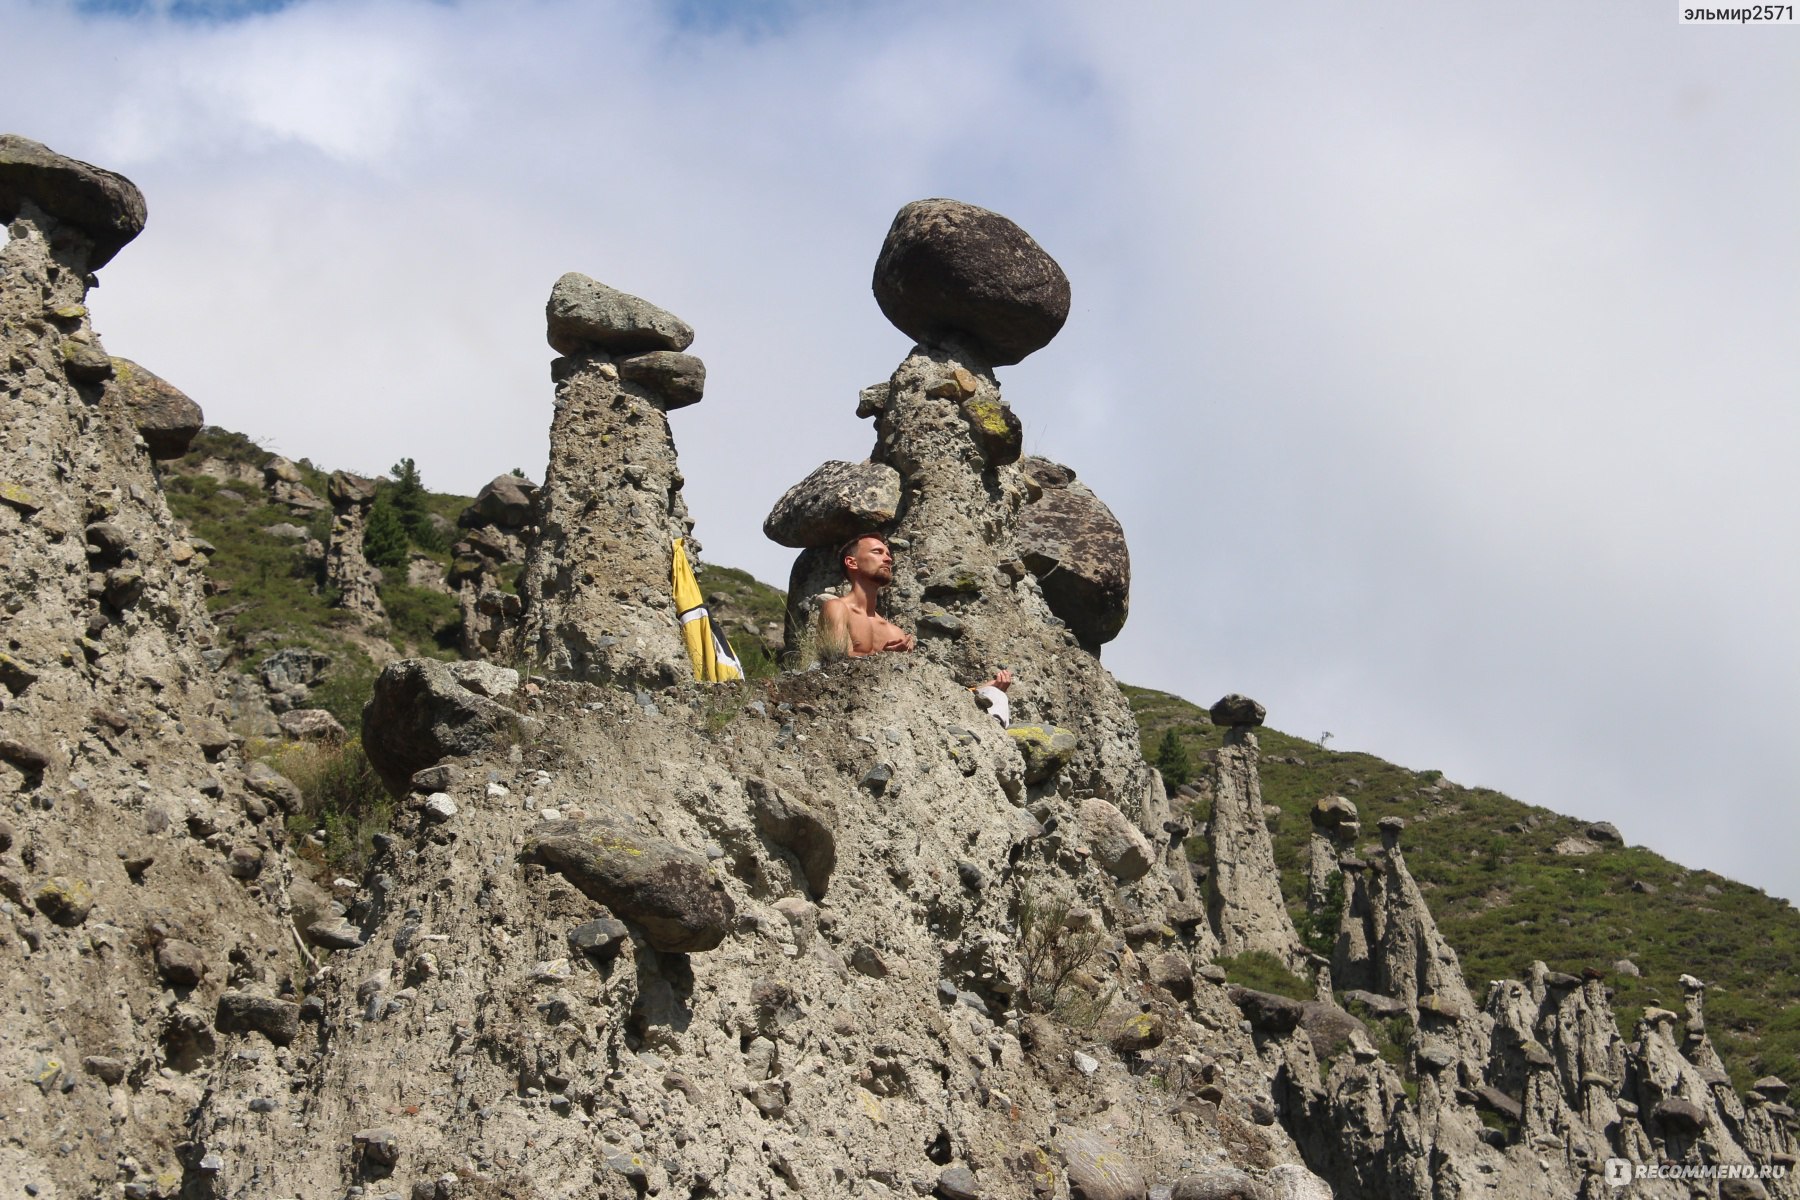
left=5, top=0, right=1796, bottom=904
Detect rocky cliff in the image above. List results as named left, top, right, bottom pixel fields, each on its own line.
left=0, top=141, right=1792, bottom=1200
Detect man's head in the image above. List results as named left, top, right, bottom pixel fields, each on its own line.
left=838, top=532, right=894, bottom=586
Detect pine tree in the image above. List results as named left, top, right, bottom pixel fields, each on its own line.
left=388, top=458, right=445, bottom=552
left=363, top=497, right=409, bottom=572
left=1154, top=728, right=1192, bottom=793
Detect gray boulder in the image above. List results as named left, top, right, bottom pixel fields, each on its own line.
left=1209, top=694, right=1266, bottom=727
left=215, top=991, right=300, bottom=1046
left=361, top=658, right=540, bottom=797
left=872, top=198, right=1070, bottom=366
left=106, top=359, right=202, bottom=459
left=524, top=817, right=735, bottom=953
left=1078, top=797, right=1154, bottom=882
left=0, top=134, right=147, bottom=268
left=1015, top=462, right=1130, bottom=646
left=763, top=460, right=903, bottom=549
left=546, top=272, right=694, bottom=356
left=1228, top=986, right=1304, bottom=1034
left=618, top=350, right=706, bottom=410
left=464, top=473, right=538, bottom=529
left=1053, top=1127, right=1146, bottom=1200
left=1298, top=1000, right=1368, bottom=1060
left=1172, top=1170, right=1268, bottom=1200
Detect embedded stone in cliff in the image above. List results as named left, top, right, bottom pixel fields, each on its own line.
left=959, top=393, right=1023, bottom=465
left=1209, top=694, right=1266, bottom=727
left=872, top=198, right=1070, bottom=366
left=1651, top=1096, right=1707, bottom=1133
left=524, top=817, right=735, bottom=953
left=1171, top=1168, right=1269, bottom=1200
left=1014, top=460, right=1130, bottom=646
left=0, top=134, right=147, bottom=269
left=545, top=272, right=695, bottom=356
left=1007, top=724, right=1078, bottom=784
left=1228, top=986, right=1305, bottom=1034
left=749, top=778, right=837, bottom=897
left=360, top=658, right=541, bottom=796
left=1052, top=1127, right=1146, bottom=1200
left=1078, top=797, right=1153, bottom=882
left=763, top=460, right=903, bottom=549
left=214, top=991, right=300, bottom=1047
left=105, top=359, right=202, bottom=459
left=618, top=350, right=706, bottom=410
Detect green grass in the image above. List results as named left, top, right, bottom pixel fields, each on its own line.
left=1124, top=685, right=1800, bottom=1092
left=1215, top=950, right=1313, bottom=1000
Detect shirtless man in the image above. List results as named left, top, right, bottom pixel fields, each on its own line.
left=820, top=534, right=1013, bottom=720
left=820, top=533, right=915, bottom=656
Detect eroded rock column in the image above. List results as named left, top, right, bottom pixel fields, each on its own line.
left=325, top=470, right=384, bottom=621
left=518, top=273, right=704, bottom=686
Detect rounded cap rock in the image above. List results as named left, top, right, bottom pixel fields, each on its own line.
left=1208, top=694, right=1266, bottom=727
left=872, top=198, right=1069, bottom=367
left=0, top=134, right=147, bottom=269
left=106, top=359, right=203, bottom=460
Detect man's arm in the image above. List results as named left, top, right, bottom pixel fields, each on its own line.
left=819, top=598, right=853, bottom=659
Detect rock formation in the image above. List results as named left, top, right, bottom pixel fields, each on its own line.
left=516, top=272, right=705, bottom=686
left=324, top=470, right=385, bottom=621
left=451, top=473, right=535, bottom=658
left=0, top=136, right=302, bottom=1199
left=1205, top=702, right=1308, bottom=972
left=4, top=148, right=1793, bottom=1200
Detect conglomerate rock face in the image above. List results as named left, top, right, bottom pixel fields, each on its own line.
left=0, top=138, right=300, bottom=1199
left=4, top=152, right=1795, bottom=1200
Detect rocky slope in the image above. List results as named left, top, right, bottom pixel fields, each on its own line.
left=1, top=140, right=1793, bottom=1200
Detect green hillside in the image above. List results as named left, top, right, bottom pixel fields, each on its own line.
left=1124, top=683, right=1800, bottom=1092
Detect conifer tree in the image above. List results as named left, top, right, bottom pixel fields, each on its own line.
left=1154, top=728, right=1192, bottom=793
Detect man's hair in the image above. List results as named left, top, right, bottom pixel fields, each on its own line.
left=837, top=532, right=888, bottom=580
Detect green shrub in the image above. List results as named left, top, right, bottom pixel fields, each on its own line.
left=1215, top=951, right=1312, bottom=1000
left=271, top=737, right=393, bottom=875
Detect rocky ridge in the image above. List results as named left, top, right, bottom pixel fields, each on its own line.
left=0, top=141, right=1792, bottom=1199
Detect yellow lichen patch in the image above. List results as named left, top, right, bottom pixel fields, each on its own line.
left=51, top=304, right=87, bottom=321
left=855, top=1090, right=885, bottom=1124
left=0, top=482, right=41, bottom=513
left=963, top=397, right=1011, bottom=436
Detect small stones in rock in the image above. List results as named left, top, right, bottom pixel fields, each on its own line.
left=850, top=944, right=890, bottom=978
left=307, top=917, right=365, bottom=950
left=1171, top=1169, right=1269, bottom=1200
left=82, top=1056, right=126, bottom=1084
left=1149, top=952, right=1194, bottom=1001
left=1071, top=1050, right=1100, bottom=1076
left=750, top=779, right=837, bottom=896
left=34, top=876, right=93, bottom=926
left=936, top=1165, right=981, bottom=1200
left=860, top=763, right=894, bottom=794
left=1208, top=694, right=1266, bottom=727
left=215, top=991, right=301, bottom=1046
left=154, top=938, right=206, bottom=987
left=354, top=1127, right=402, bottom=1168
left=569, top=915, right=630, bottom=959
left=1053, top=1127, right=1146, bottom=1200
left=422, top=793, right=458, bottom=824
left=249, top=1096, right=278, bottom=1113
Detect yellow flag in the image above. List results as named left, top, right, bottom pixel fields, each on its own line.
left=672, top=538, right=743, bottom=682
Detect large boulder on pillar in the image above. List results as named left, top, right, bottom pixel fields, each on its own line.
left=0, top=134, right=147, bottom=268
left=105, top=358, right=203, bottom=460
left=763, top=460, right=902, bottom=549
left=1014, top=457, right=1130, bottom=647
left=872, top=199, right=1070, bottom=367
left=545, top=272, right=694, bottom=356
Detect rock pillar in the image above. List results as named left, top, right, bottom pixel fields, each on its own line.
left=325, top=470, right=384, bottom=621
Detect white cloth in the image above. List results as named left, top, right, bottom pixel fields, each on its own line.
left=973, top=685, right=1010, bottom=728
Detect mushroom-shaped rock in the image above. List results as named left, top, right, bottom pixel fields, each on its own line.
left=763, top=460, right=903, bottom=549
left=1015, top=464, right=1130, bottom=647
left=1078, top=797, right=1153, bottom=882
left=1209, top=694, right=1266, bottom=727
left=464, top=473, right=538, bottom=529
left=0, top=134, right=147, bottom=268
left=546, top=272, right=694, bottom=356
left=524, top=817, right=735, bottom=953
left=106, top=359, right=202, bottom=459
left=1052, top=1127, right=1146, bottom=1200
left=1298, top=1000, right=1369, bottom=1061
left=872, top=198, right=1070, bottom=367
left=1652, top=1096, right=1708, bottom=1133
left=1310, top=795, right=1359, bottom=830
left=1753, top=1076, right=1791, bottom=1099
left=327, top=471, right=377, bottom=506
left=617, top=350, right=706, bottom=410
left=1007, top=724, right=1078, bottom=785
left=360, top=658, right=541, bottom=797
